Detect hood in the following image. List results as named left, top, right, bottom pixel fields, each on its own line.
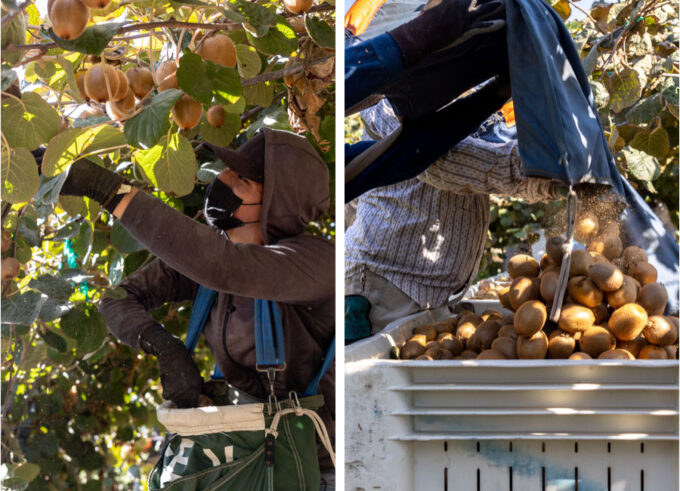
left=258, top=129, right=330, bottom=244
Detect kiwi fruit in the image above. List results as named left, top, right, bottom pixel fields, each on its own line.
left=415, top=354, right=434, bottom=361
left=126, top=67, right=154, bottom=99
left=425, top=340, right=444, bottom=351
left=283, top=0, right=314, bottom=14
left=540, top=254, right=554, bottom=271
left=477, top=349, right=506, bottom=360
left=587, top=233, right=623, bottom=260
left=517, top=331, right=549, bottom=359
left=50, top=0, right=89, bottom=40
left=433, top=321, right=454, bottom=335
left=567, top=276, right=603, bottom=308
left=608, top=303, right=649, bottom=341
left=207, top=105, right=227, bottom=128
left=637, top=283, right=668, bottom=316
left=456, top=320, right=477, bottom=343
left=545, top=236, right=565, bottom=265
left=606, top=275, right=639, bottom=309
left=622, top=246, right=647, bottom=271
left=514, top=300, right=547, bottom=337
left=599, top=349, right=635, bottom=360
left=547, top=329, right=576, bottom=358
left=509, top=276, right=540, bottom=310
left=579, top=326, right=616, bottom=358
left=402, top=338, right=427, bottom=359
left=539, top=271, right=560, bottom=304
left=616, top=335, right=647, bottom=358
left=481, top=309, right=503, bottom=322
left=590, top=252, right=610, bottom=264
left=106, top=88, right=135, bottom=119
left=558, top=304, right=596, bottom=334
left=172, top=94, right=202, bottom=130
left=663, top=345, right=678, bottom=360
left=643, top=316, right=678, bottom=346
left=75, top=70, right=89, bottom=101
left=507, top=254, right=540, bottom=278
left=111, top=68, right=129, bottom=101
left=458, top=350, right=478, bottom=359
left=1, top=229, right=12, bottom=253
left=467, top=320, right=501, bottom=352
left=413, top=325, right=437, bottom=342
left=498, top=286, right=512, bottom=310
left=1, top=257, right=21, bottom=281
left=628, top=262, right=657, bottom=285
left=84, top=63, right=119, bottom=102
left=569, top=352, right=592, bottom=360
left=197, top=34, right=237, bottom=67
left=439, top=349, right=455, bottom=360
left=424, top=347, right=445, bottom=360
left=458, top=312, right=481, bottom=326
left=588, top=262, right=624, bottom=292
left=437, top=333, right=463, bottom=356
left=81, top=0, right=111, bottom=7
left=574, top=212, right=599, bottom=242
left=569, top=249, right=594, bottom=277
left=638, top=345, right=668, bottom=359
left=156, top=61, right=178, bottom=91
left=491, top=336, right=517, bottom=359
left=498, top=324, right=518, bottom=340
left=590, top=303, right=609, bottom=325
left=79, top=106, right=105, bottom=119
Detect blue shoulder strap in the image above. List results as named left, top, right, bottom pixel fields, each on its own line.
left=302, top=337, right=335, bottom=397
left=185, top=286, right=217, bottom=353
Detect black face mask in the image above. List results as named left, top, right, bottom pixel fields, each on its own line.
left=204, top=178, right=261, bottom=231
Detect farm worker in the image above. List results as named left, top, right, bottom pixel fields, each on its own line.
left=345, top=0, right=511, bottom=201
left=57, top=129, right=336, bottom=471
left=345, top=99, right=564, bottom=338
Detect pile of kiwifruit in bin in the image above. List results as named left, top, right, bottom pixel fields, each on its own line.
left=398, top=213, right=679, bottom=361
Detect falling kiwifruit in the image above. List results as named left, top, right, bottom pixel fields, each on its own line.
left=569, top=351, right=592, bottom=360
left=50, top=0, right=89, bottom=40
left=491, top=336, right=517, bottom=359
left=545, top=236, right=565, bottom=265
left=106, top=87, right=135, bottom=119
left=570, top=249, right=594, bottom=277
left=629, top=262, right=658, bottom=285
left=126, top=67, right=154, bottom=99
left=172, top=94, right=202, bottom=130
left=608, top=303, right=648, bottom=341
left=112, top=68, right=129, bottom=101
left=643, top=316, right=678, bottom=346
left=547, top=329, right=576, bottom=358
left=588, top=262, right=624, bottom=292
left=509, top=276, right=540, bottom=310
left=1, top=257, right=21, bottom=281
left=517, top=331, right=549, bottom=359
left=638, top=345, right=668, bottom=359
left=413, top=325, right=437, bottom=342
left=606, top=275, right=639, bottom=309
left=402, top=338, right=427, bottom=359
left=283, top=0, right=313, bottom=14
left=637, top=283, right=668, bottom=316
left=467, top=320, right=501, bottom=352
left=591, top=303, right=609, bottom=325
left=507, top=254, right=540, bottom=279
left=84, top=63, right=119, bottom=102
left=437, top=333, right=463, bottom=356
left=579, top=326, right=616, bottom=358
left=617, top=335, right=647, bottom=358
left=197, top=34, right=237, bottom=67
left=477, top=349, right=505, bottom=360
left=498, top=286, right=512, bottom=310
left=567, top=276, right=603, bottom=308
left=539, top=271, right=559, bottom=304
left=599, top=349, right=635, bottom=360
left=574, top=212, right=599, bottom=242
left=622, top=246, right=648, bottom=271
left=207, top=105, right=227, bottom=128
left=81, top=0, right=111, bottom=8
left=514, top=300, right=547, bottom=337
left=75, top=69, right=89, bottom=101
left=587, top=233, right=623, bottom=260
left=558, top=304, right=596, bottom=334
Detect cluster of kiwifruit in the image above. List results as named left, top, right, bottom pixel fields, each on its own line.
left=49, top=0, right=111, bottom=41
left=398, top=234, right=678, bottom=361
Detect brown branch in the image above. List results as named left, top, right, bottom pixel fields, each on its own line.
left=0, top=2, right=28, bottom=28
left=567, top=1, right=607, bottom=35
left=241, top=55, right=333, bottom=87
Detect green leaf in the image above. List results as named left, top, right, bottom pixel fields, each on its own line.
left=47, top=22, right=124, bottom=56
left=35, top=172, right=68, bottom=205
left=219, top=6, right=248, bottom=23
left=12, top=463, right=40, bottom=484
left=85, top=125, right=126, bottom=153
left=581, top=45, right=600, bottom=75
left=647, top=125, right=670, bottom=160
left=590, top=80, right=609, bottom=108
left=70, top=221, right=93, bottom=258
left=246, top=17, right=297, bottom=56
left=2, top=69, right=18, bottom=90
left=1, top=477, right=28, bottom=491
left=39, top=328, right=68, bottom=353
left=124, top=89, right=183, bottom=149
left=604, top=68, right=643, bottom=113
left=39, top=299, right=72, bottom=322
left=51, top=221, right=80, bottom=241
left=622, top=146, right=660, bottom=181
left=110, top=221, right=145, bottom=253
left=34, top=61, right=56, bottom=81
left=59, top=305, right=107, bottom=354
left=304, top=15, right=335, bottom=49
left=1, top=7, right=27, bottom=65
left=108, top=252, right=125, bottom=285
left=625, top=93, right=663, bottom=125
left=196, top=159, right=226, bottom=183
left=235, top=44, right=262, bottom=78
left=177, top=51, right=213, bottom=104
left=233, top=0, right=277, bottom=26
left=29, top=275, right=74, bottom=301
left=243, top=82, right=273, bottom=107
left=224, top=97, right=247, bottom=114
left=662, top=76, right=678, bottom=108
left=1, top=92, right=62, bottom=150
left=1, top=291, right=46, bottom=325
left=135, top=133, right=197, bottom=196
left=199, top=112, right=241, bottom=146
left=1, top=146, right=40, bottom=204
left=205, top=62, right=242, bottom=105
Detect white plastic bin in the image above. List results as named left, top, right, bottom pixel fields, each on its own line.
left=345, top=307, right=679, bottom=490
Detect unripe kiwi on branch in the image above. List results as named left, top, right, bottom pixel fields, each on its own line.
left=84, top=63, right=119, bottom=102
left=79, top=106, right=105, bottom=119
left=112, top=68, right=129, bottom=101
left=172, top=94, right=202, bottom=130
left=283, top=0, right=314, bottom=14
left=126, top=67, right=154, bottom=99
left=156, top=60, right=178, bottom=91
left=75, top=70, right=89, bottom=101
left=1, top=257, right=21, bottom=281
left=80, top=0, right=111, bottom=8
left=207, top=105, right=227, bottom=128
left=50, top=0, right=89, bottom=40
left=197, top=34, right=237, bottom=68
left=106, top=87, right=135, bottom=119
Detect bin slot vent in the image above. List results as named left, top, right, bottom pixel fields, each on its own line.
left=575, top=467, right=579, bottom=491
left=542, top=466, right=546, bottom=491
left=509, top=466, right=513, bottom=491
left=444, top=467, right=447, bottom=491
left=476, top=468, right=480, bottom=491
left=641, top=469, right=644, bottom=491
left=608, top=467, right=611, bottom=490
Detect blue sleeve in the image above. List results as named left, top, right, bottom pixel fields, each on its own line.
left=345, top=33, right=405, bottom=110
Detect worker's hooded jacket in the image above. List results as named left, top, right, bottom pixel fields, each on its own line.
left=99, top=129, right=335, bottom=466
